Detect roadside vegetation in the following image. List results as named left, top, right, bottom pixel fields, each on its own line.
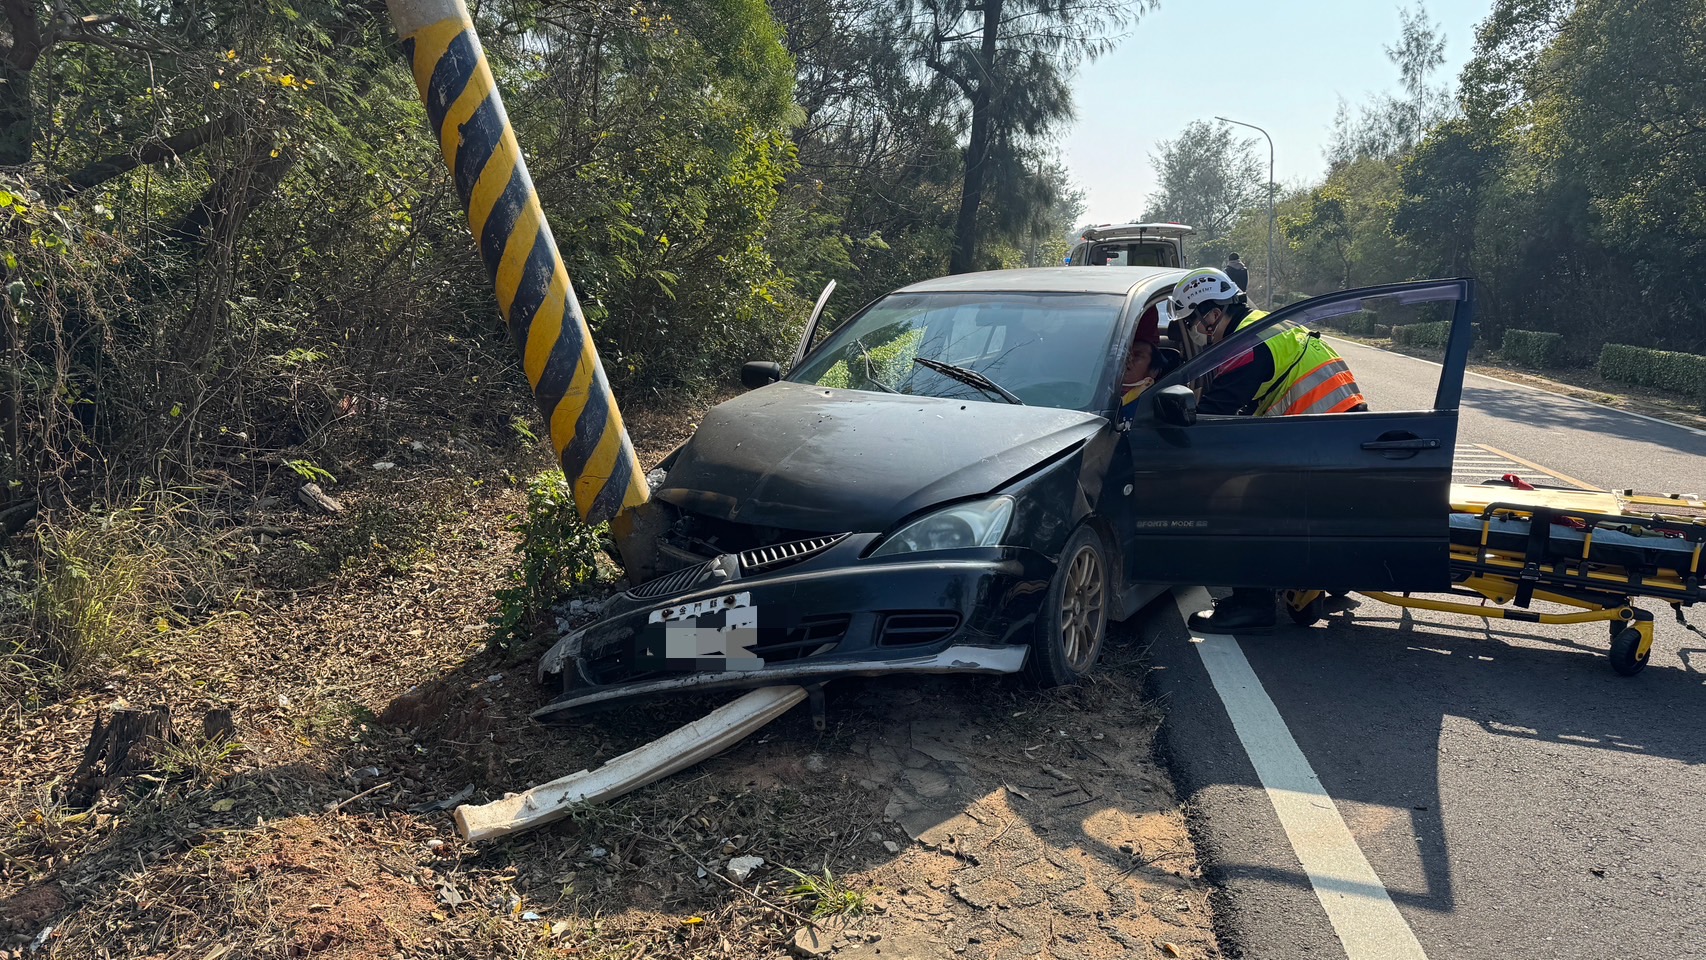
left=1142, top=0, right=1706, bottom=407
left=0, top=0, right=1142, bottom=703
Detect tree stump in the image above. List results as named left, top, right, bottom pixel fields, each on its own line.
left=64, top=705, right=174, bottom=809
left=202, top=707, right=236, bottom=744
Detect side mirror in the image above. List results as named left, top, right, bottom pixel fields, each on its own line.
left=741, top=361, right=783, bottom=389
left=1154, top=384, right=1197, bottom=427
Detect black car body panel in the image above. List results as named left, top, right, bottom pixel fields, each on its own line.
left=535, top=271, right=1477, bottom=716
left=656, top=381, right=1105, bottom=533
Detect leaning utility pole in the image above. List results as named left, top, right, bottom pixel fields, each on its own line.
left=386, top=0, right=663, bottom=577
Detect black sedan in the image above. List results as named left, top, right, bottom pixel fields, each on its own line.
left=534, top=269, right=1476, bottom=716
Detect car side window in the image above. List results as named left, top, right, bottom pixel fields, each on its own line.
left=1163, top=285, right=1470, bottom=418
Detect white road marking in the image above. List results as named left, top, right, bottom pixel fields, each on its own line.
left=1174, top=587, right=1430, bottom=960
left=1324, top=336, right=1706, bottom=438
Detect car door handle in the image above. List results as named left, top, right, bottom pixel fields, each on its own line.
left=1361, top=438, right=1440, bottom=451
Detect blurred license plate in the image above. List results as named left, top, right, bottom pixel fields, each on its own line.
left=637, top=592, right=763, bottom=672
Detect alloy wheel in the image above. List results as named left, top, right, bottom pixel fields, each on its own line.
left=1059, top=544, right=1106, bottom=671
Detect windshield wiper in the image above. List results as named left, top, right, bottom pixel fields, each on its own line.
left=911, top=356, right=1023, bottom=404
left=853, top=338, right=900, bottom=394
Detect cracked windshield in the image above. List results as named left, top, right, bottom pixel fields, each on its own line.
left=791, top=292, right=1124, bottom=409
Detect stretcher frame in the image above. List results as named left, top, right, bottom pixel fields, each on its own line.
left=1284, top=488, right=1705, bottom=676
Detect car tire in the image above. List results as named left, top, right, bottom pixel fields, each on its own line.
left=1026, top=524, right=1109, bottom=687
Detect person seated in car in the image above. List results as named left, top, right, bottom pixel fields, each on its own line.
left=1122, top=337, right=1159, bottom=400
left=1119, top=306, right=1184, bottom=417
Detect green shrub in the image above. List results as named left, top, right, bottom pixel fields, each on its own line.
left=1390, top=320, right=1451, bottom=350
left=1323, top=311, right=1379, bottom=336
left=491, top=471, right=608, bottom=655
left=1374, top=324, right=1392, bottom=338
left=1501, top=329, right=1565, bottom=368
left=817, top=328, right=923, bottom=391
left=1598, top=344, right=1706, bottom=398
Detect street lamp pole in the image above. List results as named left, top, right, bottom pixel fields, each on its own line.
left=1215, top=116, right=1274, bottom=308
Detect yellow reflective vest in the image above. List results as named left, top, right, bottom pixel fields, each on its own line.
left=1230, top=311, right=1367, bottom=416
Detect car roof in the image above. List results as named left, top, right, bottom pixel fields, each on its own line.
left=896, top=266, right=1185, bottom=297
left=1081, top=222, right=1194, bottom=241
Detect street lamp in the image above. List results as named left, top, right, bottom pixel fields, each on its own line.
left=1215, top=115, right=1274, bottom=308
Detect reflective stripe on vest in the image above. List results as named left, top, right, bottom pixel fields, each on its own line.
left=1253, top=330, right=1366, bottom=416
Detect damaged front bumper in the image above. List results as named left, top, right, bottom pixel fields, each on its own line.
left=533, top=536, right=1053, bottom=718
left=530, top=644, right=1027, bottom=718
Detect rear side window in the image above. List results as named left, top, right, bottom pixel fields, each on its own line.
left=1090, top=242, right=1178, bottom=268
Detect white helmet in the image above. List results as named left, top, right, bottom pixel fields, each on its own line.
left=1170, top=267, right=1245, bottom=319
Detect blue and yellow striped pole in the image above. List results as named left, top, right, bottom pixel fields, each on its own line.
left=387, top=0, right=656, bottom=555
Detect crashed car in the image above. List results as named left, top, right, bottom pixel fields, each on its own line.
left=535, top=268, right=1476, bottom=716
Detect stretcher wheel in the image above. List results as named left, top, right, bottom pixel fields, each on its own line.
left=1609, top=628, right=1650, bottom=676
left=1286, top=594, right=1324, bottom=627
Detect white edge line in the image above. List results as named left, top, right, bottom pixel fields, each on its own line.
left=1322, top=336, right=1706, bottom=438
left=1173, top=587, right=1429, bottom=960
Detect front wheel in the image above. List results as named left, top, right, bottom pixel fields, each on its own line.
left=1026, top=525, right=1109, bottom=687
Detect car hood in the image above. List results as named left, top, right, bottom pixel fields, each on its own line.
left=656, top=380, right=1105, bottom=532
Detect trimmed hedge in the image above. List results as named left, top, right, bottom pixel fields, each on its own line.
left=1501, top=329, right=1565, bottom=368
left=1598, top=343, right=1706, bottom=398
left=1390, top=320, right=1451, bottom=350
left=1326, top=311, right=1380, bottom=336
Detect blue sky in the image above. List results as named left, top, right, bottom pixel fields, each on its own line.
left=1061, top=0, right=1495, bottom=225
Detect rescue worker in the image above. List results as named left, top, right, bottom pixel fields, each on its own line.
left=1175, top=268, right=1367, bottom=417
left=1224, top=253, right=1249, bottom=292
left=1167, top=267, right=1367, bottom=632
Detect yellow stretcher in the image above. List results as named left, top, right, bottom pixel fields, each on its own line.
left=1285, top=483, right=1706, bottom=675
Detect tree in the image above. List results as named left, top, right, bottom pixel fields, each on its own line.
left=1535, top=0, right=1706, bottom=351
left=990, top=153, right=1083, bottom=268
left=1281, top=157, right=1404, bottom=292
left=1327, top=1, right=1454, bottom=165
left=768, top=0, right=965, bottom=305
left=904, top=0, right=1150, bottom=274
left=1456, top=0, right=1573, bottom=124
left=1392, top=118, right=1496, bottom=277
left=1142, top=120, right=1264, bottom=241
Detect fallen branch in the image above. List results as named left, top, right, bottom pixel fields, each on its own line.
left=324, top=781, right=395, bottom=814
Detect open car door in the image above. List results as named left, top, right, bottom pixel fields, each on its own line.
left=1116, top=279, right=1475, bottom=592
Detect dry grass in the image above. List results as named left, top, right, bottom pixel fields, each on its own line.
left=1, top=491, right=232, bottom=705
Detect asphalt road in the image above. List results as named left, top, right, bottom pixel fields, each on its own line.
left=1140, top=340, right=1706, bottom=960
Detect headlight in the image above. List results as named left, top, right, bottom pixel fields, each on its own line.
left=870, top=497, right=1015, bottom=557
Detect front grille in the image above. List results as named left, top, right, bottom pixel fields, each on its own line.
left=627, top=561, right=714, bottom=600
left=739, top=534, right=848, bottom=574
left=878, top=612, right=961, bottom=646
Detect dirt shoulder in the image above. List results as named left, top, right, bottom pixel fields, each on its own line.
left=2, top=394, right=1221, bottom=960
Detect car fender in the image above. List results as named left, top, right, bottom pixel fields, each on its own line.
left=995, top=431, right=1109, bottom=562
